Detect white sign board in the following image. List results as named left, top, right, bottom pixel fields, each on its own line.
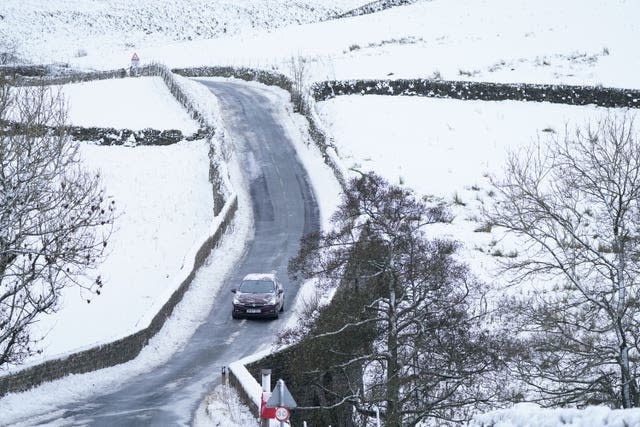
left=275, top=407, right=290, bottom=421
left=266, top=379, right=297, bottom=409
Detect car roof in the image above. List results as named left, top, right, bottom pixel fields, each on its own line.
left=242, top=272, right=277, bottom=281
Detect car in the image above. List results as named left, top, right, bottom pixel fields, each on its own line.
left=231, top=272, right=284, bottom=319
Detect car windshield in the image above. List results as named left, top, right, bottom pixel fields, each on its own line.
left=239, top=279, right=275, bottom=294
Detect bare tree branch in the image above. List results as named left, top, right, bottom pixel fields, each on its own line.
left=485, top=113, right=640, bottom=407
left=0, top=79, right=114, bottom=368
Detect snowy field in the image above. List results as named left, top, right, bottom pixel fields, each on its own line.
left=60, top=77, right=200, bottom=132
left=469, top=403, right=640, bottom=427
left=315, top=95, right=640, bottom=427
left=316, top=95, right=633, bottom=297
left=11, top=77, right=215, bottom=368
left=57, top=0, right=640, bottom=89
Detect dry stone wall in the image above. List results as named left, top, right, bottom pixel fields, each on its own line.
left=312, top=79, right=640, bottom=108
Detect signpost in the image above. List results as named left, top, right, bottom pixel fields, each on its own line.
left=264, top=378, right=297, bottom=427
left=130, top=52, right=140, bottom=76
left=260, top=369, right=275, bottom=425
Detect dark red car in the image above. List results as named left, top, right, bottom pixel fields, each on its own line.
left=231, top=272, right=284, bottom=319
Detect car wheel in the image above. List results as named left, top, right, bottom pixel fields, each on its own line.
left=232, top=312, right=240, bottom=319
left=280, top=301, right=284, bottom=312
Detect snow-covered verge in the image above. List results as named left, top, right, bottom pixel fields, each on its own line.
left=468, top=403, right=640, bottom=427
left=194, top=383, right=258, bottom=427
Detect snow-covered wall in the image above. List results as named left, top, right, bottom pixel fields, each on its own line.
left=313, top=79, right=640, bottom=108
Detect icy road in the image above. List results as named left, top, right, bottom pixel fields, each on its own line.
left=25, top=79, right=319, bottom=426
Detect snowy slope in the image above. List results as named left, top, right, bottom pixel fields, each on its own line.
left=6, top=0, right=639, bottom=89
left=31, top=140, right=214, bottom=359
left=315, top=94, right=632, bottom=339
left=60, top=76, right=199, bottom=131
left=10, top=77, right=214, bottom=366
left=0, top=0, right=368, bottom=64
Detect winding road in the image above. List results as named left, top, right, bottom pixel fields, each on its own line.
left=22, top=79, right=320, bottom=425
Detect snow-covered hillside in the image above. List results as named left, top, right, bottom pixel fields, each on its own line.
left=52, top=0, right=639, bottom=90
left=2, top=0, right=640, bottom=425
left=0, top=0, right=368, bottom=65
left=5, top=0, right=639, bottom=89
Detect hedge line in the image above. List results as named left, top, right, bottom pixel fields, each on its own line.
left=0, top=121, right=207, bottom=146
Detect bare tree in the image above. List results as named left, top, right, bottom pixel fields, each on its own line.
left=484, top=114, right=640, bottom=408
left=290, top=172, right=501, bottom=426
left=289, top=55, right=308, bottom=114
left=0, top=79, right=114, bottom=368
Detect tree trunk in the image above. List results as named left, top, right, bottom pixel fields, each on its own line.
left=386, top=274, right=401, bottom=426
left=615, top=231, right=636, bottom=408
left=620, top=343, right=633, bottom=408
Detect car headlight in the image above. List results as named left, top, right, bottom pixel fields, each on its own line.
left=268, top=295, right=277, bottom=305
left=233, top=296, right=241, bottom=305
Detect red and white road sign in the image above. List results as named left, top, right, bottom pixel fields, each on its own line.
left=275, top=406, right=290, bottom=421
left=260, top=392, right=276, bottom=419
